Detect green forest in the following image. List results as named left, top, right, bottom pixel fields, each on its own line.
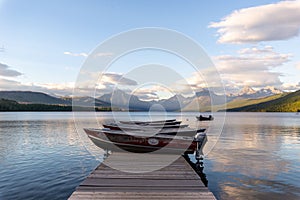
left=0, top=98, right=112, bottom=112
left=226, top=90, right=300, bottom=112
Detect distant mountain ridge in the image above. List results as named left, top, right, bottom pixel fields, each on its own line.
left=0, top=91, right=70, bottom=105
left=0, top=87, right=297, bottom=112
left=232, top=86, right=283, bottom=99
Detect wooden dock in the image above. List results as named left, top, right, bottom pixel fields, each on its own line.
left=69, top=152, right=216, bottom=200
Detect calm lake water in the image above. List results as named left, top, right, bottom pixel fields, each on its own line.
left=0, top=112, right=299, bottom=199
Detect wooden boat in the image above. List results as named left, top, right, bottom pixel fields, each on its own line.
left=196, top=115, right=214, bottom=121
left=84, top=128, right=207, bottom=154
left=103, top=123, right=205, bottom=134
left=103, top=123, right=205, bottom=135
left=103, top=123, right=189, bottom=131
left=119, top=119, right=176, bottom=124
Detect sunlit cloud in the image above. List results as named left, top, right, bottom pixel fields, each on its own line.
left=215, top=46, right=290, bottom=73
left=63, top=51, right=88, bottom=57
left=282, top=82, right=300, bottom=91
left=93, top=52, right=114, bottom=57
left=210, top=1, right=300, bottom=43
left=296, top=62, right=300, bottom=70
left=100, top=73, right=137, bottom=86
left=64, top=51, right=114, bottom=58
left=214, top=46, right=290, bottom=88
left=183, top=46, right=291, bottom=92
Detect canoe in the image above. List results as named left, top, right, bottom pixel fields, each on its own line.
left=84, top=128, right=207, bottom=154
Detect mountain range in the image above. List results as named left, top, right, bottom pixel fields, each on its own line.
left=1, top=86, right=299, bottom=112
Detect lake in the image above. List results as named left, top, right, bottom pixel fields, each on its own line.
left=0, top=112, right=299, bottom=199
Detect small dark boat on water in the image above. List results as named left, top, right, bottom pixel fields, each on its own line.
left=84, top=128, right=207, bottom=154
left=196, top=115, right=214, bottom=121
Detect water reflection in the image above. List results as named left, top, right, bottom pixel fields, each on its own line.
left=0, top=113, right=102, bottom=200
left=203, top=113, right=300, bottom=200
left=184, top=154, right=208, bottom=187
left=0, top=112, right=299, bottom=200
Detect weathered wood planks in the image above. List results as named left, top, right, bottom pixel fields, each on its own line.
left=69, top=152, right=216, bottom=200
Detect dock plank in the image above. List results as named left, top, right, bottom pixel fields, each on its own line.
left=69, top=152, right=216, bottom=200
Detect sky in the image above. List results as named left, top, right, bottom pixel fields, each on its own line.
left=0, top=0, right=300, bottom=99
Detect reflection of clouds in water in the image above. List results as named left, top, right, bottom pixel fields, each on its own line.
left=0, top=116, right=103, bottom=161
left=210, top=148, right=289, bottom=178
left=206, top=113, right=300, bottom=199
left=221, top=178, right=300, bottom=200
left=210, top=124, right=291, bottom=178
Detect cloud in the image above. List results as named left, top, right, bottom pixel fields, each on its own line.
left=215, top=46, right=290, bottom=73
left=184, top=46, right=290, bottom=91
left=296, top=62, right=300, bottom=70
left=100, top=73, right=137, bottom=86
left=132, top=90, right=159, bottom=101
left=281, top=82, right=300, bottom=91
left=93, top=52, right=114, bottom=57
left=214, top=46, right=290, bottom=87
left=0, top=79, right=76, bottom=96
left=221, top=71, right=283, bottom=88
left=0, top=78, right=21, bottom=89
left=210, top=1, right=300, bottom=43
left=64, top=51, right=113, bottom=58
left=64, top=51, right=88, bottom=57
left=0, top=62, right=22, bottom=77
left=73, top=72, right=139, bottom=97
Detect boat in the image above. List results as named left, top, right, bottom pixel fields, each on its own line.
left=103, top=123, right=205, bottom=134
left=119, top=119, right=176, bottom=124
left=103, top=123, right=189, bottom=131
left=119, top=120, right=181, bottom=126
left=84, top=128, right=207, bottom=154
left=196, top=115, right=214, bottom=121
left=103, top=123, right=205, bottom=135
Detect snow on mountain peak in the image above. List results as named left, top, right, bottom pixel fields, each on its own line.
left=238, top=86, right=256, bottom=95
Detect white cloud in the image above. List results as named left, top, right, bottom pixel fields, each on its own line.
left=93, top=52, right=114, bottom=57
left=63, top=51, right=88, bottom=57
left=215, top=46, right=290, bottom=73
left=100, top=73, right=137, bottom=86
left=72, top=72, right=139, bottom=97
left=0, top=79, right=76, bottom=96
left=296, top=62, right=300, bottom=70
left=221, top=71, right=282, bottom=88
left=214, top=46, right=290, bottom=88
left=0, top=62, right=22, bottom=77
left=282, top=82, right=300, bottom=91
left=184, top=46, right=290, bottom=91
left=210, top=1, right=300, bottom=43
left=132, top=89, right=159, bottom=101
left=64, top=51, right=114, bottom=58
